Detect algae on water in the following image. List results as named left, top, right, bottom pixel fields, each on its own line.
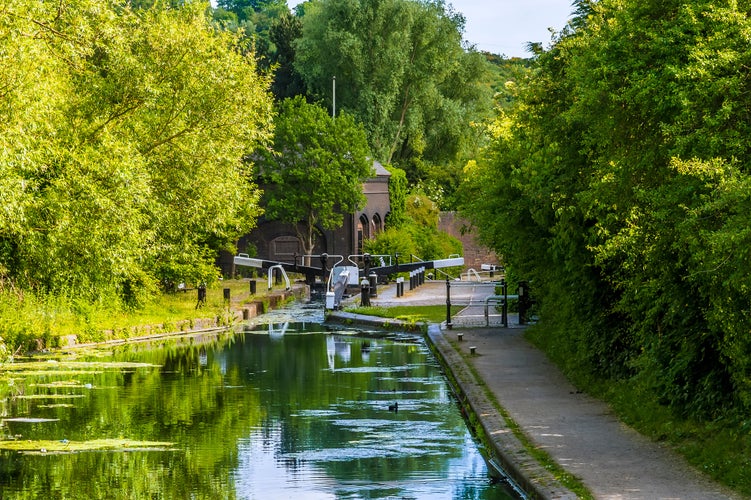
left=0, top=438, right=175, bottom=454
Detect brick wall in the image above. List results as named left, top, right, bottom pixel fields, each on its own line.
left=438, top=212, right=501, bottom=270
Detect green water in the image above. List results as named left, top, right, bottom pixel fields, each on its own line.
left=0, top=312, right=517, bottom=499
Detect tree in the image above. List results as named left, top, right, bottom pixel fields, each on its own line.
left=293, top=0, right=493, bottom=190
left=462, top=0, right=751, bottom=420
left=260, top=96, right=373, bottom=257
left=267, top=10, right=306, bottom=100
left=0, top=0, right=273, bottom=305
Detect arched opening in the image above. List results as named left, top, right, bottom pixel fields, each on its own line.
left=372, top=213, right=383, bottom=236
left=357, top=214, right=369, bottom=255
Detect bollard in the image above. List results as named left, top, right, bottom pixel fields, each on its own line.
left=242, top=309, right=249, bottom=320
left=457, top=333, right=463, bottom=342
left=249, top=279, right=257, bottom=295
left=196, top=284, right=207, bottom=309
left=470, top=346, right=477, bottom=355
left=360, top=278, right=371, bottom=307
left=368, top=272, right=378, bottom=297
left=223, top=288, right=230, bottom=303
left=396, top=277, right=404, bottom=297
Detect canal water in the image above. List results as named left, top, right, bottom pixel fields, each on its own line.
left=0, top=302, right=519, bottom=499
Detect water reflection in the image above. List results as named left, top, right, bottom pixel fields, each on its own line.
left=0, top=312, right=516, bottom=499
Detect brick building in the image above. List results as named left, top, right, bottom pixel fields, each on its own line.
left=219, top=160, right=391, bottom=275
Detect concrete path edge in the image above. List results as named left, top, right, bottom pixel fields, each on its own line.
left=425, top=324, right=577, bottom=500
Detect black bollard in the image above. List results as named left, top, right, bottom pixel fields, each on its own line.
left=196, top=284, right=207, bottom=309
left=360, top=279, right=371, bottom=307
left=368, top=272, right=378, bottom=297
left=249, top=279, right=257, bottom=295
left=223, top=288, right=230, bottom=303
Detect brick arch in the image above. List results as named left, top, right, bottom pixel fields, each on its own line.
left=372, top=213, right=383, bottom=235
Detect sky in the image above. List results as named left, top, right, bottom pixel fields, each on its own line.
left=287, top=1, right=575, bottom=58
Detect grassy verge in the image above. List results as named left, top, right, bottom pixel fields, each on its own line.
left=344, top=305, right=464, bottom=324
left=0, top=279, right=291, bottom=356
left=526, top=325, right=751, bottom=497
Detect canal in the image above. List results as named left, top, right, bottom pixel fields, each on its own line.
left=0, top=302, right=520, bottom=499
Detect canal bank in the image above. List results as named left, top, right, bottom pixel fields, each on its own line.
left=56, top=282, right=309, bottom=350
left=327, top=280, right=742, bottom=500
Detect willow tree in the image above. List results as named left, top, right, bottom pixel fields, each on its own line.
left=293, top=0, right=492, bottom=192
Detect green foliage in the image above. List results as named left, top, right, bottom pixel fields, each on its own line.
left=461, top=0, right=751, bottom=426
left=0, top=0, right=273, bottom=306
left=365, top=191, right=462, bottom=262
left=384, top=165, right=408, bottom=228
left=293, top=0, right=493, bottom=188
left=260, top=95, right=373, bottom=255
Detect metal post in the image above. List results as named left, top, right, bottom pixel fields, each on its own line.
left=320, top=253, right=329, bottom=284
left=223, top=288, right=230, bottom=304
left=249, top=279, right=257, bottom=295
left=445, top=276, right=453, bottom=330
left=502, top=278, right=508, bottom=328
left=368, top=272, right=378, bottom=297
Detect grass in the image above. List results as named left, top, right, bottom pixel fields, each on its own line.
left=0, top=278, right=293, bottom=356
left=345, top=305, right=464, bottom=324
